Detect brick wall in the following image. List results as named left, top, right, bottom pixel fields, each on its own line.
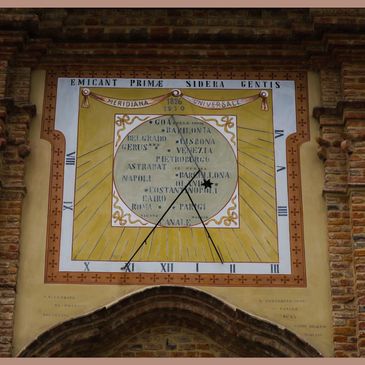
left=114, top=325, right=237, bottom=357
left=314, top=62, right=365, bottom=356
left=342, top=64, right=365, bottom=102
left=0, top=60, right=33, bottom=357
left=320, top=69, right=342, bottom=108
left=0, top=108, right=33, bottom=357
left=0, top=62, right=7, bottom=99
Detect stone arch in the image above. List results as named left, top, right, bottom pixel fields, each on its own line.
left=19, top=286, right=321, bottom=357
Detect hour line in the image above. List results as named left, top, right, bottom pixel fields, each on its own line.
left=74, top=193, right=111, bottom=240
left=226, top=229, right=247, bottom=260
left=238, top=151, right=275, bottom=178
left=185, top=188, right=223, bottom=264
left=78, top=141, right=112, bottom=158
left=261, top=186, right=275, bottom=200
left=167, top=229, right=175, bottom=262
left=141, top=228, right=153, bottom=259
left=231, top=228, right=259, bottom=262
left=118, top=230, right=129, bottom=260
left=258, top=138, right=273, bottom=144
left=266, top=237, right=278, bottom=255
left=264, top=209, right=276, bottom=224
left=78, top=159, right=91, bottom=168
left=249, top=228, right=271, bottom=261
left=239, top=176, right=276, bottom=210
left=124, top=232, right=140, bottom=263
left=250, top=243, right=262, bottom=262
left=192, top=228, right=209, bottom=262
left=178, top=228, right=183, bottom=262
left=238, top=162, right=275, bottom=188
left=241, top=217, right=271, bottom=260
left=165, top=228, right=169, bottom=263
left=136, top=228, right=150, bottom=260
left=239, top=194, right=276, bottom=236
left=109, top=227, right=125, bottom=260
left=260, top=167, right=275, bottom=178
left=238, top=140, right=275, bottom=162
left=238, top=138, right=273, bottom=152
left=99, top=226, right=116, bottom=259
left=190, top=227, right=198, bottom=260
left=76, top=179, right=90, bottom=192
left=239, top=150, right=273, bottom=169
left=87, top=220, right=110, bottom=259
left=219, top=229, right=235, bottom=261
left=134, top=229, right=144, bottom=260
left=75, top=172, right=112, bottom=206
left=255, top=151, right=274, bottom=162
left=78, top=154, right=112, bottom=179
left=146, top=228, right=156, bottom=260
left=204, top=229, right=215, bottom=262
left=109, top=240, right=120, bottom=261
left=119, top=239, right=130, bottom=261
left=74, top=205, right=87, bottom=221
left=74, top=239, right=89, bottom=259
left=237, top=126, right=273, bottom=134
left=216, top=245, right=224, bottom=264
left=102, top=226, right=128, bottom=260
left=228, top=229, right=250, bottom=261
left=241, top=219, right=268, bottom=260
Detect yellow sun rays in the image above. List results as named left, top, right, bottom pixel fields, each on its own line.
left=71, top=88, right=278, bottom=264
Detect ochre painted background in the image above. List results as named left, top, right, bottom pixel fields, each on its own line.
left=12, top=70, right=333, bottom=356
left=73, top=87, right=277, bottom=264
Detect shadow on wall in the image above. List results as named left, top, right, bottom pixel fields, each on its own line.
left=19, top=286, right=321, bottom=357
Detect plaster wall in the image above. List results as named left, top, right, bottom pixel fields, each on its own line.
left=12, top=70, right=333, bottom=356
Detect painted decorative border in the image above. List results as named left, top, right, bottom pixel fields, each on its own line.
left=42, top=69, right=309, bottom=287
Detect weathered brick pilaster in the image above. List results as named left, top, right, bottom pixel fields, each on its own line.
left=342, top=63, right=365, bottom=357
left=351, top=191, right=365, bottom=356
left=315, top=63, right=365, bottom=357
left=320, top=69, right=342, bottom=108
left=315, top=110, right=356, bottom=356
left=0, top=66, right=34, bottom=357
left=345, top=110, right=365, bottom=357
left=0, top=61, right=7, bottom=99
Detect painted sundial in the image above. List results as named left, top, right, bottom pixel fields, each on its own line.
left=42, top=72, right=309, bottom=286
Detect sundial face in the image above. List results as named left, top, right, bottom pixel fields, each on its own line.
left=42, top=71, right=309, bottom=286
left=113, top=115, right=238, bottom=227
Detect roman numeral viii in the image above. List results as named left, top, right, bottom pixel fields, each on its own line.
left=65, top=151, right=76, bottom=165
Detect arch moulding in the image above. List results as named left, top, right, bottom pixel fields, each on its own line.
left=19, top=286, right=321, bottom=357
